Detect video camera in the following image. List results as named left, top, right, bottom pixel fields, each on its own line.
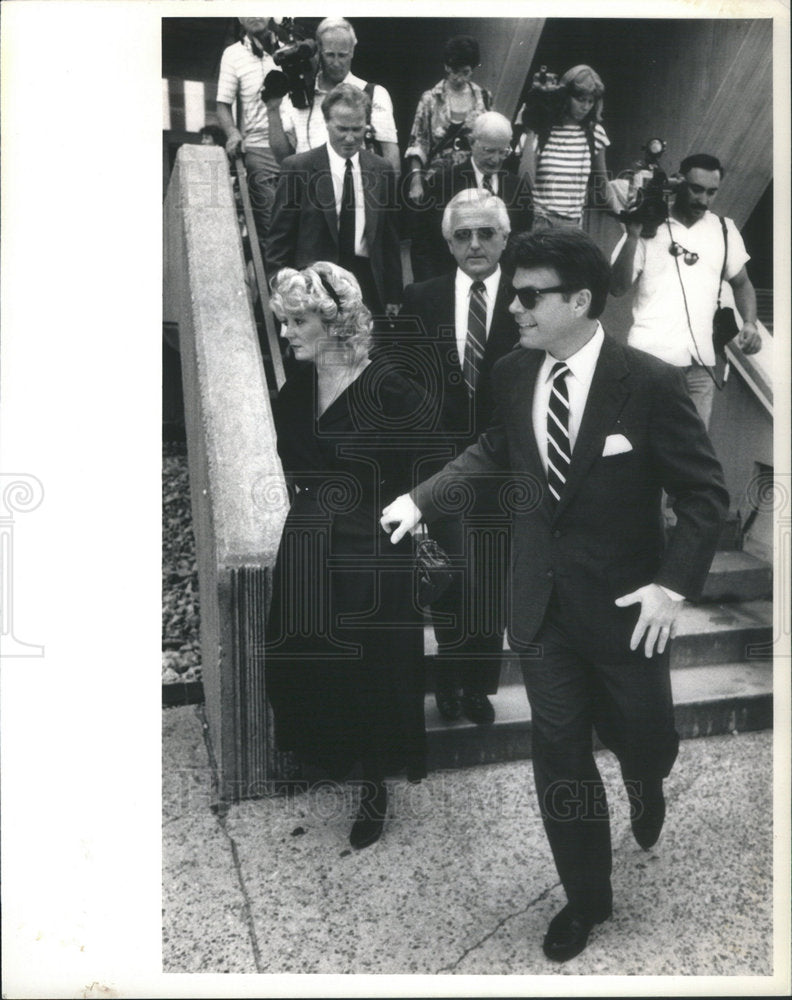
left=260, top=18, right=317, bottom=110
left=619, top=139, right=682, bottom=238
left=517, top=66, right=563, bottom=135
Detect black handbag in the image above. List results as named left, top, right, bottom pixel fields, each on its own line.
left=712, top=216, right=739, bottom=357
left=414, top=527, right=454, bottom=609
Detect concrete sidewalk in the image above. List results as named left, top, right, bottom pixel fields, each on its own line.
left=163, top=706, right=773, bottom=977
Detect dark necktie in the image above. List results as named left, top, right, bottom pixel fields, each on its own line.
left=339, top=158, right=355, bottom=266
left=463, top=280, right=487, bottom=396
left=482, top=173, right=494, bottom=194
left=546, top=361, right=571, bottom=503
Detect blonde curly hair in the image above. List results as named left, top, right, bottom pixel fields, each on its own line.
left=270, top=262, right=373, bottom=364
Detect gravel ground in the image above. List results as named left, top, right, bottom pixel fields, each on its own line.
left=162, top=441, right=201, bottom=685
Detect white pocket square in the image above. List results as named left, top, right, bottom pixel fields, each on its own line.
left=602, top=433, right=633, bottom=457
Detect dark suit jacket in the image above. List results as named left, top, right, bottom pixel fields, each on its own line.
left=400, top=270, right=518, bottom=451
left=414, top=162, right=534, bottom=279
left=413, top=335, right=729, bottom=663
left=266, top=144, right=402, bottom=306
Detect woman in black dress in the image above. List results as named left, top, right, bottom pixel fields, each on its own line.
left=266, top=262, right=436, bottom=850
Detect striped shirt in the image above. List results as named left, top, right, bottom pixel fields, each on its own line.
left=533, top=123, right=609, bottom=222
left=216, top=38, right=277, bottom=149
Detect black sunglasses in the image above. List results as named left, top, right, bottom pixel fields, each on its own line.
left=669, top=241, right=699, bottom=266
left=511, top=284, right=569, bottom=309
left=451, top=226, right=498, bottom=243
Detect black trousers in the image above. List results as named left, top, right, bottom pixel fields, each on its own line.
left=428, top=515, right=508, bottom=696
left=521, top=591, right=679, bottom=914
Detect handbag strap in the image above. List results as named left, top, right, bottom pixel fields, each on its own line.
left=429, top=120, right=467, bottom=164
left=717, top=215, right=728, bottom=309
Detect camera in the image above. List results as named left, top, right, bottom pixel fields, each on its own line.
left=619, top=139, right=682, bottom=238
left=260, top=19, right=317, bottom=109
left=517, top=66, right=563, bottom=136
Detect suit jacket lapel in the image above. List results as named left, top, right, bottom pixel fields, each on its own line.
left=510, top=348, right=545, bottom=487
left=484, top=275, right=517, bottom=363
left=360, top=151, right=380, bottom=251
left=554, top=336, right=631, bottom=520
left=316, top=146, right=339, bottom=247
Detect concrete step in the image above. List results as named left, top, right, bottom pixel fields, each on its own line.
left=670, top=599, right=773, bottom=668
left=699, top=551, right=772, bottom=602
left=425, top=661, right=773, bottom=772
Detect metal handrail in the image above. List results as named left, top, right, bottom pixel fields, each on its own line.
left=234, top=154, right=286, bottom=390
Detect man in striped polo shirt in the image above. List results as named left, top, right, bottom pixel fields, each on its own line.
left=216, top=17, right=293, bottom=245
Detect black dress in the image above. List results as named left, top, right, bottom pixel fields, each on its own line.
left=266, top=358, right=439, bottom=781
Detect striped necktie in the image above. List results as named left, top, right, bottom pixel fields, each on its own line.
left=546, top=361, right=571, bottom=503
left=463, top=280, right=487, bottom=395
left=482, top=173, right=494, bottom=194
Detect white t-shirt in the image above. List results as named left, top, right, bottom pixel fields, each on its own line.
left=279, top=72, right=398, bottom=154
left=216, top=38, right=277, bottom=149
left=613, top=210, right=749, bottom=367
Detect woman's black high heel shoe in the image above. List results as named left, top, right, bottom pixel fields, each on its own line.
left=349, top=780, right=388, bottom=850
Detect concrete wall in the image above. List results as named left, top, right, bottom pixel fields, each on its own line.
left=164, top=144, right=293, bottom=800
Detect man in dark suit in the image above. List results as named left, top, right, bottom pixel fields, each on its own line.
left=266, top=83, right=401, bottom=316
left=411, top=111, right=533, bottom=282
left=382, top=228, right=728, bottom=961
left=400, top=189, right=518, bottom=725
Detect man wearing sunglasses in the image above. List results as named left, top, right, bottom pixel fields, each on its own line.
left=610, top=153, right=761, bottom=428
left=398, top=189, right=518, bottom=726
left=411, top=112, right=534, bottom=281
left=383, top=228, right=727, bottom=962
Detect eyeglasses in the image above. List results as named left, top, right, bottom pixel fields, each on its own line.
left=474, top=144, right=511, bottom=157
left=511, top=285, right=569, bottom=309
left=451, top=227, right=498, bottom=243
left=669, top=241, right=699, bottom=266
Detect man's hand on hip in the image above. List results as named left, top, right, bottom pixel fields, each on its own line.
left=615, top=583, right=681, bottom=658
left=380, top=494, right=422, bottom=544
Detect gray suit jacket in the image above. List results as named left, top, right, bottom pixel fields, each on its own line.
left=266, top=144, right=402, bottom=305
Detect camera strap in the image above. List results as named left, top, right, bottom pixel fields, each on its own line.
left=716, top=215, right=728, bottom=309
left=665, top=215, right=726, bottom=392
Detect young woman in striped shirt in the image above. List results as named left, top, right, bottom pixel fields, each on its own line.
left=520, top=65, right=610, bottom=229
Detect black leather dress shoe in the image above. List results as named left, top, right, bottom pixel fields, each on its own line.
left=435, top=688, right=462, bottom=721
left=542, top=901, right=612, bottom=962
left=461, top=692, right=495, bottom=725
left=349, top=781, right=388, bottom=850
left=630, top=778, right=666, bottom=850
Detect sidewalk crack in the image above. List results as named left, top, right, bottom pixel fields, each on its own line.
left=434, top=882, right=559, bottom=974
left=198, top=705, right=265, bottom=974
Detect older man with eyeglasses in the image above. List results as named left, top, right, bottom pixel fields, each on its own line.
left=411, top=111, right=533, bottom=282
left=396, top=189, right=519, bottom=726
left=610, top=153, right=760, bottom=428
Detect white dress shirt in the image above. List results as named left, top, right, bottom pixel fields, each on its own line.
left=453, top=266, right=501, bottom=367
left=532, top=323, right=683, bottom=601
left=325, top=143, right=368, bottom=258
left=532, top=324, right=604, bottom=473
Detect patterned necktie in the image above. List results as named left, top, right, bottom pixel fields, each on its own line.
left=463, top=280, right=487, bottom=395
left=339, top=158, right=355, bottom=266
left=482, top=173, right=494, bottom=194
left=546, top=361, right=571, bottom=503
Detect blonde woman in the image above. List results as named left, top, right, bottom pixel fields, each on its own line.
left=266, top=262, right=434, bottom=850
